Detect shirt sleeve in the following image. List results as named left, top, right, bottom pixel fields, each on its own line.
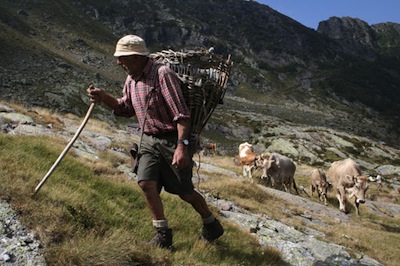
left=158, top=66, right=190, bottom=122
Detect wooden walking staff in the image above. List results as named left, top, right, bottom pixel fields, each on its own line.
left=33, top=101, right=96, bottom=195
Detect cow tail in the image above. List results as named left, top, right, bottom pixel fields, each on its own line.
left=293, top=179, right=299, bottom=195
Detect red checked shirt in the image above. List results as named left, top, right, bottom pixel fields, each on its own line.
left=113, top=58, right=190, bottom=135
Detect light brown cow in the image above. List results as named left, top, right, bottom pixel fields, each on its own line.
left=328, top=158, right=369, bottom=215
left=310, top=168, right=331, bottom=206
left=262, top=153, right=299, bottom=194
left=238, top=142, right=261, bottom=182
left=201, top=142, right=217, bottom=156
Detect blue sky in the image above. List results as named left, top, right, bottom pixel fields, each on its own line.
left=256, top=0, right=400, bottom=29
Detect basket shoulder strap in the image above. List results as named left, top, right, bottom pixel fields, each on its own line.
left=137, top=64, right=160, bottom=151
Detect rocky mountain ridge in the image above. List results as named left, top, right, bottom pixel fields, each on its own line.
left=318, top=17, right=400, bottom=59
left=1, top=0, right=400, bottom=148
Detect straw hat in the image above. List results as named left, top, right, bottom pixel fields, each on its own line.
left=113, top=35, right=150, bottom=57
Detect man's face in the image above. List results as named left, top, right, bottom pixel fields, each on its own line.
left=117, top=55, right=142, bottom=77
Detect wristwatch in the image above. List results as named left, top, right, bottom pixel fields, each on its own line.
left=177, top=139, right=189, bottom=146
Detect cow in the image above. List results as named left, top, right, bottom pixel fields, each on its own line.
left=259, top=153, right=269, bottom=180
left=238, top=142, right=262, bottom=182
left=262, top=153, right=299, bottom=194
left=200, top=142, right=217, bottom=156
left=310, top=168, right=331, bottom=206
left=328, top=158, right=369, bottom=216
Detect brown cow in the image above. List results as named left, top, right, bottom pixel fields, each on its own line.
left=238, top=142, right=261, bottom=182
left=310, top=168, right=331, bottom=206
left=200, top=142, right=217, bottom=156
left=262, top=153, right=299, bottom=194
left=328, top=158, right=369, bottom=215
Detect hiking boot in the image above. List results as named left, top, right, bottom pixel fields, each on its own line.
left=148, top=228, right=172, bottom=249
left=200, top=218, right=224, bottom=242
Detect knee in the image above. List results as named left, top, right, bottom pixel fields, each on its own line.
left=138, top=180, right=157, bottom=192
left=179, top=191, right=199, bottom=203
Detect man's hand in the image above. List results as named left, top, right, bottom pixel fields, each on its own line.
left=87, top=85, right=118, bottom=110
left=172, top=145, right=189, bottom=169
left=87, top=85, right=103, bottom=104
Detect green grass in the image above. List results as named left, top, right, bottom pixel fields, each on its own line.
left=0, top=134, right=284, bottom=265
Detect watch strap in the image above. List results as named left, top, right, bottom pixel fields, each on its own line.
left=177, top=139, right=189, bottom=146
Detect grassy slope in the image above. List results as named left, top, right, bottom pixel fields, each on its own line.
left=0, top=103, right=399, bottom=265
left=0, top=134, right=284, bottom=265
left=2, top=133, right=400, bottom=265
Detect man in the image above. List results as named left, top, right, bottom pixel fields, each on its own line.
left=376, top=174, right=382, bottom=190
left=87, top=35, right=223, bottom=249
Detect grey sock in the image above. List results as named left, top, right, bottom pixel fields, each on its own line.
left=152, top=219, right=168, bottom=229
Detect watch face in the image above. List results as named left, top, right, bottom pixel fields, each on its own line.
left=178, top=139, right=189, bottom=146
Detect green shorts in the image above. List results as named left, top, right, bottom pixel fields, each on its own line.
left=136, top=131, right=195, bottom=195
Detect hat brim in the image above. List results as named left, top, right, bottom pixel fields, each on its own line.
left=113, top=51, right=149, bottom=57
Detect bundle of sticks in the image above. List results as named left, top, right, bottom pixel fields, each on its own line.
left=150, top=48, right=233, bottom=143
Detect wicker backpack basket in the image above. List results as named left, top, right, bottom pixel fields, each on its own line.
left=150, top=48, right=233, bottom=146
